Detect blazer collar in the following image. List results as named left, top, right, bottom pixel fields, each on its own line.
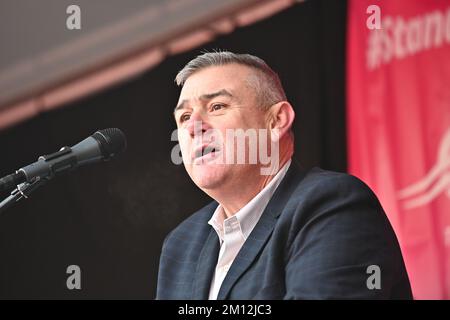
left=217, top=161, right=307, bottom=299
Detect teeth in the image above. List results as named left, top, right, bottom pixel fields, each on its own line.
left=203, top=146, right=215, bottom=155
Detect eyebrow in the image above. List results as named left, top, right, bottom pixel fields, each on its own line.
left=173, top=89, right=234, bottom=113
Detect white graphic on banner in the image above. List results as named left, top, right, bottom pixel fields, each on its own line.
left=366, top=7, right=450, bottom=70
left=398, top=127, right=450, bottom=209
left=445, top=226, right=450, bottom=247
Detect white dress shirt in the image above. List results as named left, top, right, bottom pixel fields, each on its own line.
left=207, top=160, right=292, bottom=300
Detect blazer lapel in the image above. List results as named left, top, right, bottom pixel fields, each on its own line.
left=192, top=228, right=220, bottom=299
left=216, top=213, right=277, bottom=299
left=217, top=162, right=306, bottom=299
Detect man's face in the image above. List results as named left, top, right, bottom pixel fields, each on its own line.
left=174, top=64, right=270, bottom=192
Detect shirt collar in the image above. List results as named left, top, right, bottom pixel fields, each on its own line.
left=208, top=159, right=292, bottom=242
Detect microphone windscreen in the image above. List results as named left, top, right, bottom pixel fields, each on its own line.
left=92, top=128, right=127, bottom=159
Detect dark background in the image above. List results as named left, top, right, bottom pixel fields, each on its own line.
left=0, top=0, right=347, bottom=299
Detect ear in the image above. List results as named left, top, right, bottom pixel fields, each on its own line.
left=267, top=101, right=295, bottom=142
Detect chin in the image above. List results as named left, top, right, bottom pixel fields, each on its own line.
left=190, top=164, right=228, bottom=190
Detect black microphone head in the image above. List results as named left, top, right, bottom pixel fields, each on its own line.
left=92, top=128, right=127, bottom=159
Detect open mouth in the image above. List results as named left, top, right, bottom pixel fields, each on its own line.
left=193, top=145, right=221, bottom=162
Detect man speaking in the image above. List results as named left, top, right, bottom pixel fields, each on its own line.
left=156, top=51, right=412, bottom=299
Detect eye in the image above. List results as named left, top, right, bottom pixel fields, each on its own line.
left=211, top=103, right=225, bottom=111
left=179, top=113, right=191, bottom=123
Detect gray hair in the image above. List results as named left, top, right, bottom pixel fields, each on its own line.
left=175, top=51, right=287, bottom=109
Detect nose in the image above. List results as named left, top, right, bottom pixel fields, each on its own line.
left=185, top=111, right=211, bottom=138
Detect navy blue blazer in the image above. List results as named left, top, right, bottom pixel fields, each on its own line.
left=156, top=163, right=412, bottom=299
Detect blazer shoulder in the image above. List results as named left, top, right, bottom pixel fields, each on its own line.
left=279, top=168, right=411, bottom=299
left=279, top=167, right=385, bottom=231
left=163, top=200, right=217, bottom=246
left=291, top=167, right=380, bottom=205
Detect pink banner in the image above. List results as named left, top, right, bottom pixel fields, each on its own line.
left=347, top=0, right=450, bottom=299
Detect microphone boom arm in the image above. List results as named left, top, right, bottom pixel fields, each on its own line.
left=0, top=128, right=126, bottom=214
left=0, top=177, right=49, bottom=214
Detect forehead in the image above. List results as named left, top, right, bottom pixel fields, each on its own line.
left=178, top=64, right=253, bottom=100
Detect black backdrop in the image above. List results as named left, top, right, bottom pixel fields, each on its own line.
left=0, top=0, right=347, bottom=299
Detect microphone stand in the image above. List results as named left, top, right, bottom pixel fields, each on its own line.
left=0, top=177, right=48, bottom=214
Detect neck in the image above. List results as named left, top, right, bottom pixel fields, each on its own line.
left=206, top=141, right=293, bottom=218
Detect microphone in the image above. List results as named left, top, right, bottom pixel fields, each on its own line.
left=0, top=128, right=127, bottom=192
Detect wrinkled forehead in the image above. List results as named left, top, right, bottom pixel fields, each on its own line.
left=177, top=64, right=253, bottom=103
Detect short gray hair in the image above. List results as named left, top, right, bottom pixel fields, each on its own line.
left=175, top=51, right=287, bottom=109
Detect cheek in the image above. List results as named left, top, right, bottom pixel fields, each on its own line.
left=178, top=133, right=191, bottom=158
left=230, top=109, right=265, bottom=129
